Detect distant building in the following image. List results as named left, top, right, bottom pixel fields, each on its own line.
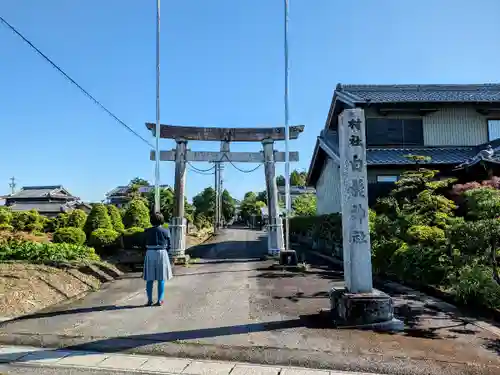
left=4, top=185, right=91, bottom=217
left=277, top=186, right=316, bottom=204
left=106, top=184, right=171, bottom=208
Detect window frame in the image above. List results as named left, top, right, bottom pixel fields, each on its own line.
left=376, top=175, right=399, bottom=183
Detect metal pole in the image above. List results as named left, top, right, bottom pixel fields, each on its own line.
left=154, top=0, right=161, bottom=213
left=283, top=0, right=291, bottom=251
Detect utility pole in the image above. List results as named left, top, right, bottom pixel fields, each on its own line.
left=153, top=0, right=161, bottom=213
left=214, top=162, right=220, bottom=232
left=9, top=176, right=16, bottom=195
left=219, top=162, right=224, bottom=227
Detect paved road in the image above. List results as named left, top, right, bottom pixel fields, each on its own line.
left=0, top=228, right=499, bottom=375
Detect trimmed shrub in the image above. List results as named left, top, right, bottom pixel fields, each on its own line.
left=123, top=199, right=151, bottom=229
left=84, top=204, right=113, bottom=234
left=406, top=225, right=445, bottom=246
left=107, top=205, right=125, bottom=232
left=449, top=265, right=500, bottom=309
left=0, top=207, right=12, bottom=225
left=0, top=223, right=14, bottom=231
left=53, top=227, right=86, bottom=245
left=122, top=226, right=145, bottom=249
left=0, top=240, right=99, bottom=263
left=288, top=213, right=342, bottom=256
left=89, top=228, right=120, bottom=253
left=67, top=209, right=88, bottom=229
left=11, top=211, right=29, bottom=231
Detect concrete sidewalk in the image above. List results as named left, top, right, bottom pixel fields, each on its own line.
left=0, top=345, right=374, bottom=375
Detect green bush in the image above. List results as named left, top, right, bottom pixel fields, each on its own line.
left=11, top=211, right=29, bottom=231
left=0, top=240, right=99, bottom=263
left=463, top=187, right=500, bottom=220
left=406, top=225, right=445, bottom=246
left=194, top=214, right=211, bottom=230
left=0, top=223, right=14, bottom=231
left=84, top=204, right=113, bottom=234
left=123, top=200, right=151, bottom=229
left=289, top=214, right=341, bottom=243
left=107, top=205, right=125, bottom=232
left=67, top=209, right=88, bottom=229
left=0, top=207, right=12, bottom=225
left=448, top=265, right=500, bottom=309
left=122, top=226, right=145, bottom=249
left=89, top=228, right=120, bottom=253
left=45, top=213, right=69, bottom=232
left=53, top=227, right=86, bottom=245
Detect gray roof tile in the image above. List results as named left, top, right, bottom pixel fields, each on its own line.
left=337, top=83, right=500, bottom=104
left=367, top=147, right=478, bottom=165
left=8, top=202, right=71, bottom=213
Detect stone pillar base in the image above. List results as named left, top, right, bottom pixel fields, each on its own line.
left=267, top=217, right=285, bottom=256
left=329, top=287, right=404, bottom=331
left=279, top=249, right=298, bottom=266
left=169, top=217, right=186, bottom=258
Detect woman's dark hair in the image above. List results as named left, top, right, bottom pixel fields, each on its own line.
left=151, top=212, right=165, bottom=226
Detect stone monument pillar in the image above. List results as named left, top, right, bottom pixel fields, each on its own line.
left=170, top=138, right=187, bottom=259
left=262, top=139, right=285, bottom=256
left=330, top=108, right=402, bottom=330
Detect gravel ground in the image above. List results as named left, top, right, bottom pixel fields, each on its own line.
left=0, top=228, right=498, bottom=375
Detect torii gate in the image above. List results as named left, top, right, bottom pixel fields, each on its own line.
left=146, top=123, right=304, bottom=262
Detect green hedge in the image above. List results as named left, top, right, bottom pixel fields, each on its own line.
left=53, top=227, right=86, bottom=246
left=122, top=226, right=145, bottom=249
left=289, top=214, right=342, bottom=251
left=0, top=240, right=99, bottom=263
left=89, top=229, right=120, bottom=253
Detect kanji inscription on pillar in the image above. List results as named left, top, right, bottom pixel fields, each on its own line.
left=338, top=108, right=373, bottom=294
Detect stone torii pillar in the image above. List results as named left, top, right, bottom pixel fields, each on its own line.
left=262, top=139, right=285, bottom=256
left=329, top=108, right=402, bottom=330
left=170, top=138, right=188, bottom=260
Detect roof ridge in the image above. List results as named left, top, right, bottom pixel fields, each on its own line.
left=339, top=83, right=500, bottom=92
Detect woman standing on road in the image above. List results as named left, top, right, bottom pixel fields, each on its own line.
left=143, top=212, right=173, bottom=306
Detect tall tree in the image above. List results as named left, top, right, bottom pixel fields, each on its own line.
left=256, top=190, right=267, bottom=204
left=292, top=193, right=317, bottom=216
left=276, top=170, right=307, bottom=187
left=147, top=187, right=174, bottom=220
left=240, top=191, right=265, bottom=222
left=129, top=177, right=149, bottom=187
left=193, top=187, right=216, bottom=220
left=221, top=189, right=236, bottom=222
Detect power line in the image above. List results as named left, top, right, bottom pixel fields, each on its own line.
left=0, top=15, right=153, bottom=148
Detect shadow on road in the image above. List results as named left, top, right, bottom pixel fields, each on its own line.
left=3, top=304, right=144, bottom=323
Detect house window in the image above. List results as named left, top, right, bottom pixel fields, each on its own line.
left=488, top=120, right=500, bottom=141
left=376, top=175, right=398, bottom=183
left=366, top=118, right=424, bottom=146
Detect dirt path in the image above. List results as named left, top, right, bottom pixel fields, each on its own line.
left=0, top=228, right=498, bottom=375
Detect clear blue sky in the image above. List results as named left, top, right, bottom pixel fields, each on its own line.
left=1, top=0, right=500, bottom=202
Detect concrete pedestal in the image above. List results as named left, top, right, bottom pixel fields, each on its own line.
left=267, top=217, right=284, bottom=257
left=279, top=249, right=298, bottom=266
left=329, top=287, right=403, bottom=331
left=169, top=217, right=186, bottom=259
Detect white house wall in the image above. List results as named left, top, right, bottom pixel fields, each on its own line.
left=364, top=107, right=488, bottom=146
left=423, top=108, right=488, bottom=146
left=316, top=157, right=341, bottom=214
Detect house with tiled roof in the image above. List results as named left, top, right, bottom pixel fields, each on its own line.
left=106, top=184, right=171, bottom=207
left=4, top=185, right=91, bottom=217
left=307, top=83, right=500, bottom=213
